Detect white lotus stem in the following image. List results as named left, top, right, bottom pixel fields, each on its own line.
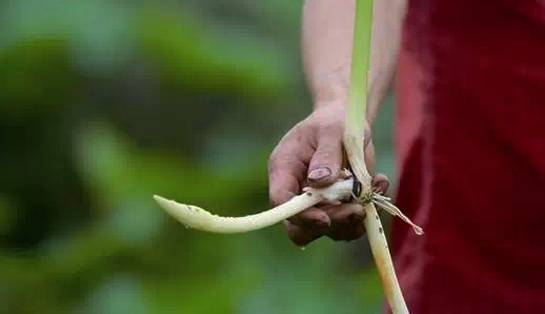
left=154, top=177, right=354, bottom=233
left=364, top=203, right=409, bottom=314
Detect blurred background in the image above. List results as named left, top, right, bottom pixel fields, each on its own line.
left=0, top=1, right=396, bottom=313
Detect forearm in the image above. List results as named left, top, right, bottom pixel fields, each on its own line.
left=302, top=0, right=407, bottom=124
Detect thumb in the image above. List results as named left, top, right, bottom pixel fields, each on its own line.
left=307, top=132, right=343, bottom=188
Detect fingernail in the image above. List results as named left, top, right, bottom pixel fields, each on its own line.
left=308, top=167, right=331, bottom=181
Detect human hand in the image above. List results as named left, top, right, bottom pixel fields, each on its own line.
left=268, top=104, right=389, bottom=246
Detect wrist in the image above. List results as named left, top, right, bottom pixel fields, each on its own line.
left=311, top=68, right=350, bottom=109
left=313, top=86, right=349, bottom=115
left=314, top=97, right=346, bottom=112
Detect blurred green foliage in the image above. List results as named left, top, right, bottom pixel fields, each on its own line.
left=0, top=1, right=395, bottom=313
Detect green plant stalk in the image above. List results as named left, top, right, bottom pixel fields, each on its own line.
left=343, top=0, right=409, bottom=313
left=344, top=0, right=373, bottom=190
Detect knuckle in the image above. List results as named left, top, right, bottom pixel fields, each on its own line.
left=269, top=187, right=290, bottom=206
left=267, top=149, right=279, bottom=171
left=290, top=120, right=308, bottom=138
left=303, top=119, right=320, bottom=136
left=268, top=147, right=288, bottom=174
left=284, top=220, right=326, bottom=246
left=268, top=122, right=309, bottom=172
left=288, top=212, right=311, bottom=226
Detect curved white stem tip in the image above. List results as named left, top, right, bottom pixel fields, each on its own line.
left=154, top=178, right=354, bottom=233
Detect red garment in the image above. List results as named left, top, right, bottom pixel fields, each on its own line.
left=393, top=1, right=545, bottom=313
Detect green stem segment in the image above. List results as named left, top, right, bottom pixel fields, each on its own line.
left=344, top=0, right=410, bottom=313
left=344, top=0, right=374, bottom=192
left=348, top=0, right=373, bottom=126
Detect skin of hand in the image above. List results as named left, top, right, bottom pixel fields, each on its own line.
left=268, top=0, right=405, bottom=247
left=268, top=103, right=389, bottom=246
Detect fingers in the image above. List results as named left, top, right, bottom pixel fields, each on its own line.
left=307, top=126, right=343, bottom=188
left=287, top=206, right=330, bottom=229
left=325, top=203, right=366, bottom=241
left=272, top=116, right=377, bottom=247
left=285, top=203, right=366, bottom=246
left=284, top=217, right=329, bottom=247
left=372, top=173, right=390, bottom=194
left=268, top=166, right=300, bottom=206
left=284, top=203, right=367, bottom=246
left=268, top=127, right=314, bottom=206
left=286, top=173, right=387, bottom=247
